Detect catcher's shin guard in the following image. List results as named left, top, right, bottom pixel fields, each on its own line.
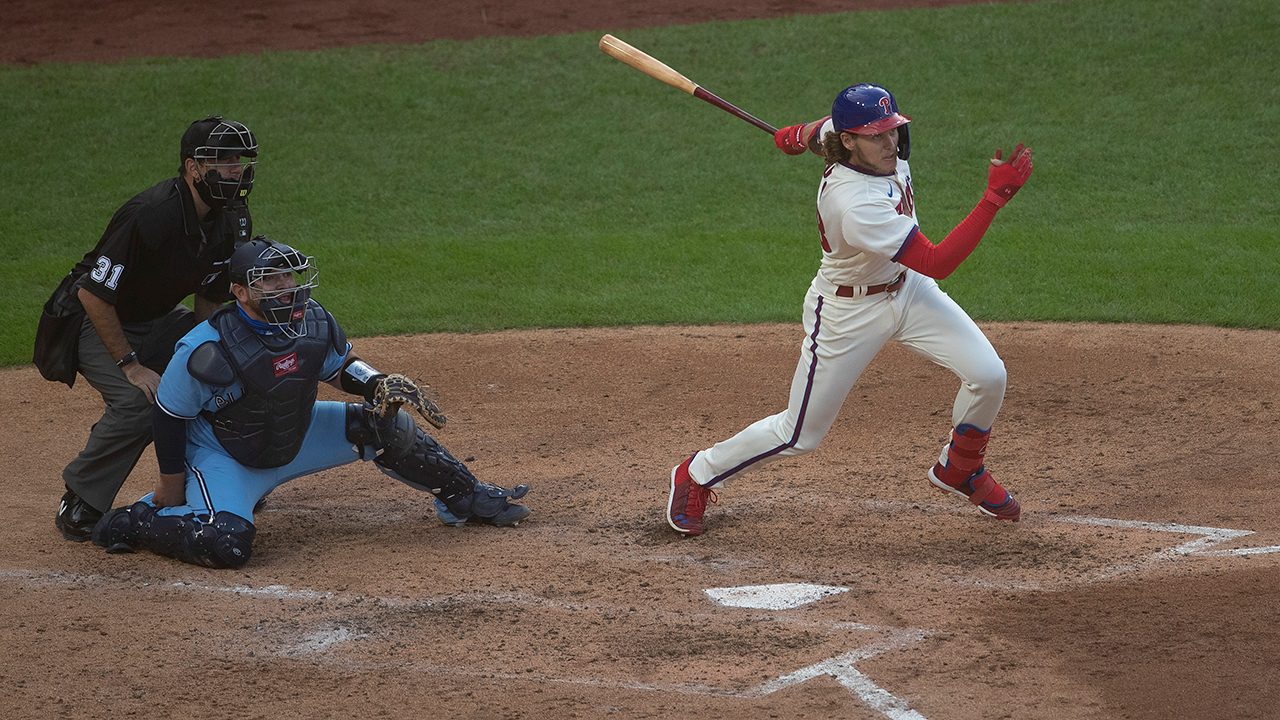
left=345, top=403, right=531, bottom=525
left=92, top=502, right=256, bottom=569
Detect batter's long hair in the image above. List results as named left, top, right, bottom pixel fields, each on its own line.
left=822, top=130, right=852, bottom=166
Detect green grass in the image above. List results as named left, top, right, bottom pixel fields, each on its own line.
left=2, top=0, right=1277, bottom=366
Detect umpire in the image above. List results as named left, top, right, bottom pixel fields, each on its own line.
left=35, top=116, right=257, bottom=541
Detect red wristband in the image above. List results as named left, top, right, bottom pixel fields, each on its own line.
left=982, top=188, right=1009, bottom=208
left=774, top=124, right=808, bottom=155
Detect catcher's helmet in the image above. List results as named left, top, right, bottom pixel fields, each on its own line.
left=230, top=236, right=318, bottom=338
left=831, top=84, right=911, bottom=160
left=181, top=115, right=258, bottom=206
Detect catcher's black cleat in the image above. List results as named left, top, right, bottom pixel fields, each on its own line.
left=55, top=487, right=104, bottom=542
left=434, top=495, right=531, bottom=527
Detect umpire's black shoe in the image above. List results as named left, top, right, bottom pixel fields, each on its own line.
left=55, top=487, right=104, bottom=542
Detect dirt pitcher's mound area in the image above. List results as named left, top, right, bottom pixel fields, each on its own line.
left=4, top=321, right=1279, bottom=720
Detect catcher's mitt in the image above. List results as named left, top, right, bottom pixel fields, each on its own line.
left=371, top=373, right=447, bottom=429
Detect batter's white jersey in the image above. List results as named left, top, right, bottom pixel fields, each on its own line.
left=816, top=159, right=917, bottom=288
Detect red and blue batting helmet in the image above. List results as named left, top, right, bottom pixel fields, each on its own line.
left=831, top=84, right=911, bottom=160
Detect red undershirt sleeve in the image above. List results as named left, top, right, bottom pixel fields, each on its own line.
left=893, top=197, right=1003, bottom=279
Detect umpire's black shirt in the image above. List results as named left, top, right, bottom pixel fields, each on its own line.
left=70, top=178, right=251, bottom=323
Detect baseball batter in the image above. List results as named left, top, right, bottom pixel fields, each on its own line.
left=667, top=83, right=1033, bottom=535
left=92, top=237, right=531, bottom=568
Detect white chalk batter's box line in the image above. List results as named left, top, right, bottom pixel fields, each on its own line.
left=865, top=500, right=1280, bottom=556
left=381, top=626, right=935, bottom=720
left=277, top=584, right=935, bottom=720
left=860, top=500, right=1280, bottom=591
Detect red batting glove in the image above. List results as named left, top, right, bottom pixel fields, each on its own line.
left=984, top=143, right=1033, bottom=208
left=774, top=124, right=808, bottom=155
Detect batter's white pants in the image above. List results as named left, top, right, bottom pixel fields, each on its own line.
left=689, top=271, right=1006, bottom=488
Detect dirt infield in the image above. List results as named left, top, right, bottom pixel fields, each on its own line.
left=6, top=2, right=1280, bottom=720
left=7, top=322, right=1280, bottom=719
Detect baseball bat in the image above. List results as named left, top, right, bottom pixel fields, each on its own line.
left=598, top=34, right=778, bottom=135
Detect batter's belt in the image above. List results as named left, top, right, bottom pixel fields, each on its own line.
left=815, top=271, right=907, bottom=299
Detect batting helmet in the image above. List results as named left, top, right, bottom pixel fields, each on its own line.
left=230, top=236, right=318, bottom=337
left=181, top=115, right=259, bottom=206
left=831, top=84, right=911, bottom=160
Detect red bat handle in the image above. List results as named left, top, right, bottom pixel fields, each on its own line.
left=693, top=87, right=778, bottom=135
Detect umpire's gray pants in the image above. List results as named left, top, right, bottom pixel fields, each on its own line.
left=62, top=306, right=196, bottom=513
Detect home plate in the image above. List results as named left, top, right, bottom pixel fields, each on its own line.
left=705, top=583, right=849, bottom=610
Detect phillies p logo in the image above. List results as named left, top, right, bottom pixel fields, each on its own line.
left=879, top=97, right=893, bottom=115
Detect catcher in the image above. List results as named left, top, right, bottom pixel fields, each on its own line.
left=91, top=236, right=530, bottom=569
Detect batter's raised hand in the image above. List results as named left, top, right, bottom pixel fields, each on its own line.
left=984, top=143, right=1033, bottom=208
left=775, top=119, right=829, bottom=156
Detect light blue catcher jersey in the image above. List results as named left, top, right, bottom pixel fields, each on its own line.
left=156, top=318, right=351, bottom=451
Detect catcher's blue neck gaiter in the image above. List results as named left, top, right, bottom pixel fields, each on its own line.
left=237, top=305, right=281, bottom=335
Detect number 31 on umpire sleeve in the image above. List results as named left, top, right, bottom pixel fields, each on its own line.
left=91, top=256, right=124, bottom=290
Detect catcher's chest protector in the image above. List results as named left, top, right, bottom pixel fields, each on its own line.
left=199, top=303, right=336, bottom=468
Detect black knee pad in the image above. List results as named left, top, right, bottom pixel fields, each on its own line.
left=92, top=501, right=187, bottom=554
left=92, top=502, right=147, bottom=552
left=182, top=512, right=256, bottom=569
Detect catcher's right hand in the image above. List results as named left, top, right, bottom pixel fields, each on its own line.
left=370, top=373, right=447, bottom=429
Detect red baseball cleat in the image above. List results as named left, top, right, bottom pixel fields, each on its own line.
left=666, top=455, right=717, bottom=535
left=929, top=459, right=1021, bottom=521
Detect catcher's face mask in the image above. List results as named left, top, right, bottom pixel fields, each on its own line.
left=242, top=246, right=318, bottom=338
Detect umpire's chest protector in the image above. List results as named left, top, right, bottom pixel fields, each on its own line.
left=197, top=302, right=344, bottom=469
